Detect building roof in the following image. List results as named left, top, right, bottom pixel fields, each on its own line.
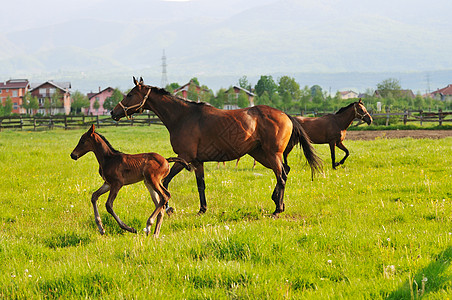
left=232, top=85, right=255, bottom=97
left=0, top=79, right=29, bottom=89
left=87, top=87, right=114, bottom=99
left=339, top=90, right=357, bottom=96
left=431, top=84, right=452, bottom=96
left=29, top=81, right=71, bottom=91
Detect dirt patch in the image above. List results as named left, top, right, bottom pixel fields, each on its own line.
left=346, top=130, right=452, bottom=140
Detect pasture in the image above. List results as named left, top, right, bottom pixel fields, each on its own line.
left=0, top=126, right=451, bottom=299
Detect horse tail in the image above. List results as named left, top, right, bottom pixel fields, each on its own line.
left=285, top=114, right=323, bottom=178
left=167, top=157, right=195, bottom=171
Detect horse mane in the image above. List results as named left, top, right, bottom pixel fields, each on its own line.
left=95, top=132, right=121, bottom=153
left=335, top=102, right=356, bottom=115
left=148, top=85, right=209, bottom=107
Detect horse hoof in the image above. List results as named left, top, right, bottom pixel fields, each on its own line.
left=271, top=213, right=280, bottom=219
left=166, top=206, right=175, bottom=216
left=197, top=209, right=206, bottom=215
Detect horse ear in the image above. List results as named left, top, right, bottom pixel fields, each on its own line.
left=89, top=124, right=95, bottom=134
left=139, top=77, right=144, bottom=85
left=133, top=76, right=138, bottom=86
left=359, top=98, right=362, bottom=103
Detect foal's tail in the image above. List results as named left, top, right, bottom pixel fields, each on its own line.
left=285, top=114, right=323, bottom=178
left=167, top=157, right=195, bottom=171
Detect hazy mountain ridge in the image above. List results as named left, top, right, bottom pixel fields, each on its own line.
left=1, top=0, right=451, bottom=92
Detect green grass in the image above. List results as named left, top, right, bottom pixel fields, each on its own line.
left=0, top=126, right=451, bottom=299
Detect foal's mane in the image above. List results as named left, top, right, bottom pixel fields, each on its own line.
left=335, top=102, right=356, bottom=115
left=95, top=132, right=121, bottom=153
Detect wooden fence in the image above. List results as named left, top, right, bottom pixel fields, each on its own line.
left=1, top=109, right=451, bottom=131
left=306, top=109, right=452, bottom=126
left=0, top=113, right=162, bottom=131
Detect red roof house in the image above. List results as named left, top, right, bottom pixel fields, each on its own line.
left=0, top=79, right=30, bottom=114
left=431, top=84, right=452, bottom=101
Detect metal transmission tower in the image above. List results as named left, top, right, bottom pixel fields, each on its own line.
left=161, top=50, right=168, bottom=88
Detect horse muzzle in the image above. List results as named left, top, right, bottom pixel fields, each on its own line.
left=110, top=110, right=123, bottom=121
left=70, top=153, right=79, bottom=160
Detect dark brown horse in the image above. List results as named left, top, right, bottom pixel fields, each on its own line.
left=70, top=124, right=192, bottom=237
left=295, top=99, right=372, bottom=169
left=111, top=77, right=322, bottom=217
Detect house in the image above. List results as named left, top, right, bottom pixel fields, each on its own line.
left=431, top=84, right=452, bottom=101
left=87, top=87, right=115, bottom=115
left=338, top=90, right=358, bottom=100
left=29, top=81, right=72, bottom=115
left=223, top=86, right=255, bottom=110
left=0, top=79, right=30, bottom=114
left=173, top=80, right=211, bottom=102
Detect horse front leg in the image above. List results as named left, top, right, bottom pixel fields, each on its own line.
left=162, top=162, right=185, bottom=216
left=91, top=182, right=110, bottom=235
left=336, top=142, right=349, bottom=166
left=105, top=185, right=137, bottom=234
left=329, top=142, right=339, bottom=169
left=193, top=161, right=207, bottom=214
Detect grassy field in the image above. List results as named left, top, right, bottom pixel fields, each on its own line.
left=0, top=126, right=451, bottom=299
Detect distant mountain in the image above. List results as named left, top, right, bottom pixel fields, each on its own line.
left=1, top=0, right=451, bottom=93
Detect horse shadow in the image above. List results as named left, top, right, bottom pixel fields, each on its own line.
left=387, top=246, right=452, bottom=299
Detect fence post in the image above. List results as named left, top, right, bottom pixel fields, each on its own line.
left=64, top=115, right=68, bottom=130
left=34, top=116, right=37, bottom=131
left=420, top=110, right=423, bottom=126
left=0, top=118, right=2, bottom=132
left=385, top=108, right=390, bottom=126
left=403, top=110, right=408, bottom=125
left=96, top=115, right=100, bottom=128
left=438, top=109, right=443, bottom=126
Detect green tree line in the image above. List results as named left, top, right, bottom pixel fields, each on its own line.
left=2, top=77, right=450, bottom=117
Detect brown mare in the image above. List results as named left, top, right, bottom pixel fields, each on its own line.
left=295, top=99, right=372, bottom=169
left=70, top=124, right=192, bottom=237
left=111, top=77, right=322, bottom=217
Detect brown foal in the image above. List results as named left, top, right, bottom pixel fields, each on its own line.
left=70, top=125, right=191, bottom=237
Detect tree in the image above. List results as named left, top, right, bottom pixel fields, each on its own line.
left=376, top=78, right=401, bottom=98
left=255, top=75, right=277, bottom=98
left=50, top=90, right=62, bottom=114
left=93, top=100, right=100, bottom=113
left=210, top=88, right=227, bottom=109
left=278, top=76, right=301, bottom=101
left=165, top=82, right=180, bottom=93
left=237, top=90, right=249, bottom=108
left=29, top=96, right=39, bottom=114
left=190, top=77, right=200, bottom=86
left=311, top=85, right=324, bottom=107
left=255, top=91, right=271, bottom=106
left=2, top=96, right=13, bottom=116
left=238, top=76, right=251, bottom=91
left=103, top=88, right=123, bottom=111
left=71, top=91, right=90, bottom=114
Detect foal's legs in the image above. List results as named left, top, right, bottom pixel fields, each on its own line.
left=105, top=184, right=137, bottom=233
left=91, top=182, right=110, bottom=235
left=144, top=183, right=165, bottom=237
left=145, top=170, right=171, bottom=237
left=336, top=141, right=349, bottom=166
